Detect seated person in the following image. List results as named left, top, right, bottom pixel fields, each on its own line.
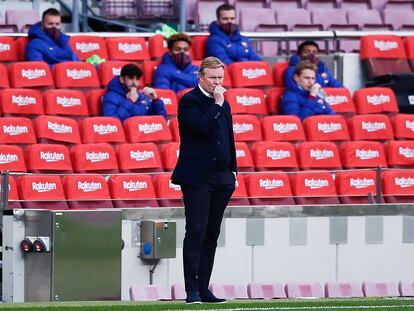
left=153, top=33, right=199, bottom=93
left=102, top=64, right=167, bottom=122
left=283, top=40, right=343, bottom=90
left=280, top=62, right=336, bottom=121
left=26, top=8, right=80, bottom=65
left=206, top=4, right=262, bottom=65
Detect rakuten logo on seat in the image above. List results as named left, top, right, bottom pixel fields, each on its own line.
left=272, top=122, right=298, bottom=134
left=21, top=69, right=46, bottom=80
left=112, top=67, right=121, bottom=76
left=75, top=42, right=100, bottom=53
left=138, top=123, right=163, bottom=134
left=0, top=43, right=10, bottom=52
left=236, top=95, right=261, bottom=106
left=11, top=95, right=36, bottom=106
left=361, top=121, right=386, bottom=132
left=242, top=68, right=266, bottom=79
left=373, top=40, right=398, bottom=51
left=267, top=149, right=290, bottom=160
left=123, top=180, right=148, bottom=191
left=366, top=94, right=390, bottom=106
left=309, top=149, right=334, bottom=160
left=355, top=149, right=379, bottom=160
left=118, top=43, right=142, bottom=53
left=85, top=152, right=110, bottom=162
left=3, top=125, right=28, bottom=136
left=169, top=180, right=181, bottom=191
left=48, top=121, right=73, bottom=134
left=259, top=178, right=284, bottom=189
left=0, top=153, right=18, bottom=164
left=93, top=124, right=118, bottom=135
left=56, top=96, right=81, bottom=107
left=66, top=69, right=92, bottom=80
left=160, top=97, right=172, bottom=106
left=317, top=122, right=342, bottom=133
left=130, top=150, right=154, bottom=161
left=399, top=147, right=414, bottom=158
left=40, top=151, right=65, bottom=162
left=32, top=182, right=57, bottom=192
left=233, top=123, right=253, bottom=134
left=77, top=181, right=102, bottom=192
left=350, top=178, right=374, bottom=189
left=405, top=120, right=414, bottom=132
left=304, top=178, right=329, bottom=189
left=325, top=95, right=348, bottom=106
left=236, top=149, right=246, bottom=158
left=395, top=177, right=414, bottom=188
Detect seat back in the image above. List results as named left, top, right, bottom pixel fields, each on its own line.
left=275, top=9, right=311, bottom=30
left=229, top=61, right=273, bottom=88
left=0, top=88, right=44, bottom=117
left=80, top=116, right=126, bottom=144
left=71, top=143, right=119, bottom=173
left=86, top=89, right=106, bottom=116
left=160, top=142, right=180, bottom=171
left=266, top=87, right=284, bottom=114
left=0, top=63, right=10, bottom=88
left=347, top=10, right=382, bottom=29
left=239, top=8, right=276, bottom=31
left=235, top=142, right=254, bottom=172
left=191, top=36, right=208, bottom=60
left=35, top=115, right=81, bottom=145
left=116, top=142, right=162, bottom=173
left=148, top=34, right=168, bottom=60
left=312, top=9, right=347, bottom=30
left=106, top=37, right=149, bottom=61
left=382, top=170, right=414, bottom=203
left=229, top=174, right=250, bottom=206
left=25, top=143, right=72, bottom=173
left=0, top=36, right=18, bottom=62
left=273, top=61, right=290, bottom=87
left=0, top=145, right=26, bottom=172
left=98, top=61, right=143, bottom=87
left=353, top=87, right=399, bottom=114
left=232, top=114, right=262, bottom=143
left=340, top=141, right=387, bottom=168
left=43, top=89, right=89, bottom=117
left=152, top=173, right=183, bottom=207
left=348, top=114, right=394, bottom=141
left=323, top=87, right=356, bottom=115
left=251, top=141, right=299, bottom=170
left=155, top=89, right=178, bottom=116
left=53, top=62, right=100, bottom=89
left=391, top=114, right=414, bottom=140
left=225, top=88, right=267, bottom=115
left=8, top=61, right=53, bottom=88
left=384, top=140, right=414, bottom=167
left=335, top=170, right=378, bottom=204
left=303, top=115, right=350, bottom=142
left=296, top=141, right=342, bottom=169
left=68, top=36, right=108, bottom=61
left=6, top=9, right=40, bottom=32
left=124, top=116, right=171, bottom=143
left=0, top=117, right=36, bottom=144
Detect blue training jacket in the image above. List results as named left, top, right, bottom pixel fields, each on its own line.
left=26, top=22, right=80, bottom=65
left=280, top=82, right=336, bottom=121
left=283, top=54, right=343, bottom=91
left=102, top=76, right=167, bottom=122
left=206, top=21, right=262, bottom=65
left=152, top=52, right=199, bottom=93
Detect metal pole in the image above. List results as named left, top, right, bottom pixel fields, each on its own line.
left=72, top=0, right=80, bottom=33
left=179, top=0, right=186, bottom=32
left=81, top=0, right=88, bottom=32
left=1, top=171, right=9, bottom=211
left=376, top=167, right=382, bottom=204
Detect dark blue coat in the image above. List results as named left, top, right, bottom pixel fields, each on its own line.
left=283, top=54, right=343, bottom=91
left=26, top=22, right=80, bottom=65
left=153, top=52, right=199, bottom=93
left=280, top=83, right=336, bottom=121
left=206, top=21, right=262, bottom=65
left=171, top=86, right=237, bottom=187
left=102, top=76, right=167, bottom=122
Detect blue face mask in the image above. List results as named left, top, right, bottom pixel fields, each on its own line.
left=172, top=52, right=190, bottom=68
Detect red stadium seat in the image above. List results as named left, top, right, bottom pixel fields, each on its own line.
left=191, top=35, right=208, bottom=60
left=177, top=88, right=192, bottom=102
left=0, top=88, right=44, bottom=117
left=245, top=172, right=295, bottom=205
left=168, top=117, right=180, bottom=142
left=0, top=117, right=36, bottom=144
left=225, top=88, right=268, bottom=115
left=53, top=62, right=100, bottom=89
left=106, top=37, right=150, bottom=61
left=116, top=142, right=163, bottom=173
left=404, top=36, right=414, bottom=71
left=229, top=61, right=273, bottom=88
left=261, top=115, right=305, bottom=142
left=222, top=64, right=233, bottom=88
left=69, top=35, right=108, bottom=61
left=290, top=171, right=339, bottom=205
left=71, top=143, right=119, bottom=174
left=15, top=37, right=27, bottom=61
left=1, top=175, right=21, bottom=209
left=303, top=115, right=350, bottom=142
left=86, top=89, right=106, bottom=116
left=382, top=170, right=414, bottom=203
left=0, top=37, right=18, bottom=62
left=160, top=142, right=179, bottom=171
left=335, top=170, right=379, bottom=204
left=18, top=174, right=68, bottom=209
left=340, top=141, right=387, bottom=168
left=384, top=140, right=414, bottom=167
left=391, top=114, right=414, bottom=140
left=152, top=173, right=183, bottom=207
left=273, top=61, right=289, bottom=87
left=235, top=142, right=254, bottom=172
left=63, top=174, right=113, bottom=209
left=98, top=61, right=143, bottom=87
left=24, top=143, right=72, bottom=173
left=143, top=60, right=161, bottom=86
left=43, top=89, right=89, bottom=117
left=229, top=174, right=250, bottom=206
left=348, top=114, right=394, bottom=141
left=0, top=63, right=10, bottom=88
left=323, top=87, right=356, bottom=115
left=124, top=116, right=171, bottom=143
left=296, top=142, right=342, bottom=170
left=34, top=115, right=81, bottom=145
left=155, top=89, right=178, bottom=116
left=108, top=174, right=158, bottom=208
left=285, top=282, right=324, bottom=298
left=251, top=141, right=298, bottom=171
left=0, top=145, right=26, bottom=172
left=80, top=116, right=126, bottom=144
left=265, top=87, right=284, bottom=115
left=325, top=282, right=364, bottom=298
left=232, top=114, right=262, bottom=143
left=353, top=87, right=399, bottom=114
left=148, top=34, right=168, bottom=60
left=8, top=61, right=53, bottom=88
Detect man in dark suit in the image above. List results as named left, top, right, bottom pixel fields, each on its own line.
left=171, top=56, right=237, bottom=304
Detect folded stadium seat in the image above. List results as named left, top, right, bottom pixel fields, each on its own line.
left=311, top=9, right=348, bottom=30
left=304, top=0, right=337, bottom=10
left=43, top=89, right=89, bottom=118
left=53, top=62, right=100, bottom=90
left=290, top=170, right=339, bottom=205
left=0, top=88, right=44, bottom=117
left=1, top=175, right=21, bottom=209
left=68, top=35, right=108, bottom=61
left=275, top=8, right=315, bottom=31
left=251, top=141, right=299, bottom=171
left=323, top=87, right=356, bottom=116
left=273, top=61, right=289, bottom=87
left=255, top=24, right=287, bottom=57
left=5, top=9, right=40, bottom=32
left=108, top=174, right=158, bottom=208
left=0, top=145, right=26, bottom=172
left=191, top=35, right=208, bottom=61
left=391, top=114, right=414, bottom=140
left=403, top=36, right=414, bottom=71
left=0, top=117, right=36, bottom=145
left=325, top=282, right=364, bottom=298
left=382, top=170, right=414, bottom=203
left=303, top=115, right=350, bottom=142
left=245, top=171, right=295, bottom=205
left=129, top=284, right=171, bottom=301
left=296, top=141, right=342, bottom=170
left=0, top=63, right=10, bottom=88
left=232, top=114, right=262, bottom=143
left=177, top=88, right=192, bottom=102
left=71, top=143, right=119, bottom=174
left=285, top=282, right=324, bottom=298
left=229, top=61, right=273, bottom=88
left=340, top=141, right=387, bottom=169
left=348, top=114, right=394, bottom=141
left=98, top=61, right=143, bottom=87
left=347, top=10, right=388, bottom=30
left=106, top=37, right=150, bottom=61
left=143, top=60, right=161, bottom=86
left=34, top=115, right=81, bottom=145
left=384, top=9, right=414, bottom=30
left=239, top=8, right=276, bottom=32
left=148, top=34, right=168, bottom=60
left=155, top=89, right=178, bottom=116
left=0, top=36, right=17, bottom=62
left=8, top=61, right=54, bottom=89
left=235, top=142, right=254, bottom=172
left=124, top=116, right=171, bottom=144
left=63, top=174, right=113, bottom=209
left=86, top=89, right=106, bottom=116
left=25, top=143, right=73, bottom=174
left=383, top=0, right=414, bottom=10
left=228, top=174, right=250, bottom=206
left=168, top=117, right=179, bottom=142
left=116, top=142, right=163, bottom=173
left=80, top=116, right=126, bottom=144
left=353, top=87, right=399, bottom=115
left=209, top=283, right=249, bottom=300
left=160, top=142, right=179, bottom=171
left=171, top=283, right=185, bottom=300
left=18, top=174, right=68, bottom=210
left=265, top=87, right=284, bottom=115
left=15, top=37, right=27, bottom=61
left=196, top=0, right=225, bottom=31
left=362, top=281, right=400, bottom=297
left=335, top=170, right=380, bottom=204
left=384, top=140, right=414, bottom=168
left=152, top=173, right=183, bottom=207
left=247, top=282, right=286, bottom=299
left=283, top=120, right=306, bottom=146
left=339, top=0, right=372, bottom=9
left=399, top=281, right=414, bottom=296
left=270, top=0, right=302, bottom=8
left=225, top=88, right=268, bottom=116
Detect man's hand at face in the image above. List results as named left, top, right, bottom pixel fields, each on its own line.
left=213, top=85, right=227, bottom=106
left=143, top=87, right=158, bottom=100
left=127, top=87, right=139, bottom=103
left=310, top=83, right=322, bottom=97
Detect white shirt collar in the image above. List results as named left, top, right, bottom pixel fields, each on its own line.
left=198, top=84, right=213, bottom=98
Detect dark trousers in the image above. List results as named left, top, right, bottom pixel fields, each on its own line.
left=181, top=169, right=235, bottom=293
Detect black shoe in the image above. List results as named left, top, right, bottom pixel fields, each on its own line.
left=199, top=290, right=227, bottom=303
left=186, top=291, right=202, bottom=304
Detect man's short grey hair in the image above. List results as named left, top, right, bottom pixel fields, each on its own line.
left=199, top=57, right=224, bottom=74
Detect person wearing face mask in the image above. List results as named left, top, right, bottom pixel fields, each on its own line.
left=153, top=33, right=199, bottom=93
left=283, top=40, right=343, bottom=91
left=206, top=4, right=262, bottom=65
left=25, top=8, right=80, bottom=65
left=102, top=64, right=167, bottom=122
left=280, top=61, right=336, bottom=121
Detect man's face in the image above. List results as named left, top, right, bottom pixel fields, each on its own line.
left=120, top=76, right=140, bottom=91
left=170, top=40, right=190, bottom=56
left=217, top=9, right=236, bottom=26
left=199, top=67, right=224, bottom=95
left=299, top=44, right=319, bottom=60
left=42, top=14, right=61, bottom=29
left=294, top=69, right=316, bottom=91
